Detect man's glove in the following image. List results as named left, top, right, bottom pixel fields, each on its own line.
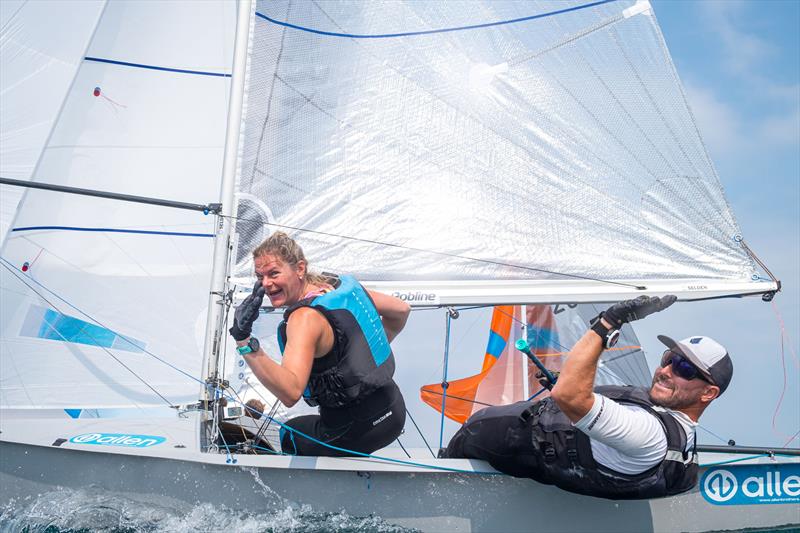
left=229, top=282, right=265, bottom=341
left=535, top=369, right=560, bottom=390
left=602, top=294, right=677, bottom=328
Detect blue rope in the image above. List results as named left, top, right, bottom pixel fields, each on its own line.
left=255, top=0, right=618, bottom=39
left=527, top=386, right=548, bottom=402
left=230, top=391, right=501, bottom=475
left=698, top=453, right=798, bottom=468
left=438, top=311, right=453, bottom=451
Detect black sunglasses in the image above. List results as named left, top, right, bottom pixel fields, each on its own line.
left=661, top=350, right=713, bottom=384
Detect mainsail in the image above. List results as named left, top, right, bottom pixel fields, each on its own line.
left=233, top=0, right=777, bottom=305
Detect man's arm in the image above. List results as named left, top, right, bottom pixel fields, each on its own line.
left=367, top=289, right=411, bottom=342
left=550, top=321, right=609, bottom=422
left=550, top=295, right=677, bottom=422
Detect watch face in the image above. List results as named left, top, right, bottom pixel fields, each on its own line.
left=249, top=337, right=260, bottom=353
left=606, top=330, right=621, bottom=348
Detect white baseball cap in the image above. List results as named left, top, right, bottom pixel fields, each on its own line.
left=658, top=335, right=733, bottom=394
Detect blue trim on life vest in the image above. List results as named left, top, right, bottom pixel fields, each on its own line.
left=311, top=275, right=391, bottom=366
left=485, top=330, right=507, bottom=359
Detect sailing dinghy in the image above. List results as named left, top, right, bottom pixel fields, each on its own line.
left=1, top=1, right=797, bottom=531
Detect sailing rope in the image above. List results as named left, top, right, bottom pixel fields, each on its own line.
left=768, top=300, right=800, bottom=443
left=0, top=258, right=182, bottom=406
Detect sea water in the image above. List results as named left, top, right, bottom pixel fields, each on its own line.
left=0, top=487, right=418, bottom=533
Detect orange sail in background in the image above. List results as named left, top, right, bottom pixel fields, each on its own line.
left=420, top=306, right=525, bottom=424
left=525, top=304, right=565, bottom=399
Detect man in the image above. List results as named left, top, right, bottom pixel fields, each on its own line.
left=443, top=295, right=733, bottom=500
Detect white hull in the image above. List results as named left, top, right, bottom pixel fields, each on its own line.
left=1, top=413, right=797, bottom=532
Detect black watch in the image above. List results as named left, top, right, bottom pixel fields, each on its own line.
left=590, top=314, right=620, bottom=349
left=236, top=336, right=260, bottom=356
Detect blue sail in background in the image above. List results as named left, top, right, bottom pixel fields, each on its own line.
left=20, top=305, right=145, bottom=353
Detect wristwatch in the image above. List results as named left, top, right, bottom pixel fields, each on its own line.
left=236, top=336, right=260, bottom=356
left=589, top=314, right=620, bottom=349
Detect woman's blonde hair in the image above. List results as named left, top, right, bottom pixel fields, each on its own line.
left=252, top=231, right=329, bottom=285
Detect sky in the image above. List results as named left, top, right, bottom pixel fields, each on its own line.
left=390, top=0, right=800, bottom=452
left=641, top=0, right=800, bottom=449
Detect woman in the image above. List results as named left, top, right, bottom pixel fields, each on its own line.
left=229, top=231, right=410, bottom=456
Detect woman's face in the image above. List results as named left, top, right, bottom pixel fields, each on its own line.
left=254, top=253, right=306, bottom=307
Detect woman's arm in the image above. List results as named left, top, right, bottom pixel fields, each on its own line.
left=367, top=290, right=411, bottom=342
left=241, top=307, right=329, bottom=407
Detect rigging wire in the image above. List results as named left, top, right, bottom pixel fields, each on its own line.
left=396, top=437, right=412, bottom=459
left=438, top=311, right=453, bottom=451
left=0, top=260, right=175, bottom=407
left=220, top=213, right=645, bottom=290
left=782, top=430, right=800, bottom=448
left=405, top=408, right=436, bottom=459
left=0, top=257, right=206, bottom=388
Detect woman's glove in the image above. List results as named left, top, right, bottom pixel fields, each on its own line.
left=229, top=282, right=265, bottom=341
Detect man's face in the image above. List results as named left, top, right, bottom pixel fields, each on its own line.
left=648, top=356, right=713, bottom=410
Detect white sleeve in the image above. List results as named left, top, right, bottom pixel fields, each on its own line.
left=573, top=393, right=667, bottom=469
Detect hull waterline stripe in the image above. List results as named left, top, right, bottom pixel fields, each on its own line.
left=11, top=226, right=214, bottom=238
left=255, top=0, right=619, bottom=39
left=84, top=56, right=231, bottom=78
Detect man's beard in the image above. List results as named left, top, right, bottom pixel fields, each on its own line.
left=649, top=376, right=696, bottom=410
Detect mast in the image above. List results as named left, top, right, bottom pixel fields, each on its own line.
left=201, top=0, right=255, bottom=389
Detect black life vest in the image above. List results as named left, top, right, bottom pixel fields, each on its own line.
left=484, top=386, right=698, bottom=500
left=277, top=275, right=396, bottom=408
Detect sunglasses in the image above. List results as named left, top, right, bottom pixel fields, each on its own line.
left=660, top=350, right=713, bottom=384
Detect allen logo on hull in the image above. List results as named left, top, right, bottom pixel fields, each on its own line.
left=702, top=465, right=800, bottom=505
left=69, top=433, right=166, bottom=448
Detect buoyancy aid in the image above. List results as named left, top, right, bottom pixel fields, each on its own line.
left=467, top=386, right=698, bottom=500
left=277, top=275, right=396, bottom=408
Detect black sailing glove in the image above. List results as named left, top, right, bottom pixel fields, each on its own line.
left=229, top=282, right=265, bottom=341
left=602, top=294, right=677, bottom=328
